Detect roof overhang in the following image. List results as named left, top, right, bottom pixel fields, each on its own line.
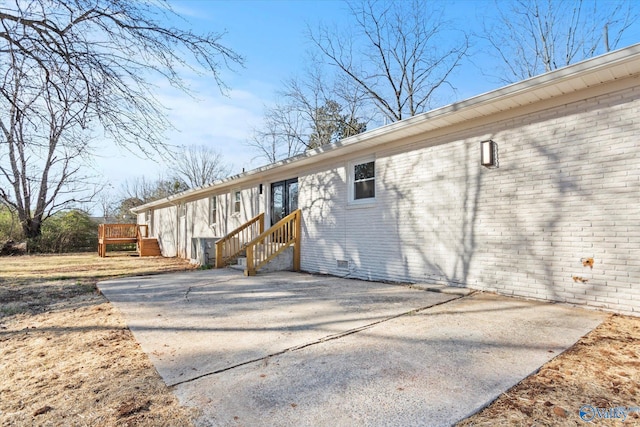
left=132, top=43, right=640, bottom=213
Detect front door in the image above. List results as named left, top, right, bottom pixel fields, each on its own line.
left=271, top=178, right=298, bottom=226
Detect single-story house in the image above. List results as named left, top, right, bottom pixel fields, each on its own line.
left=132, top=44, right=640, bottom=316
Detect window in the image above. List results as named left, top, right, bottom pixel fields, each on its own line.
left=179, top=203, right=186, bottom=217
left=145, top=209, right=153, bottom=235
left=353, top=160, right=375, bottom=201
left=233, top=191, right=241, bottom=214
left=209, top=196, right=217, bottom=225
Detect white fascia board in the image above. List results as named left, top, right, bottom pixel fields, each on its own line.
left=132, top=43, right=640, bottom=213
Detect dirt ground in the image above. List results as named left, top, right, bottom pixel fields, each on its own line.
left=0, top=253, right=198, bottom=426
left=1, top=253, right=639, bottom=426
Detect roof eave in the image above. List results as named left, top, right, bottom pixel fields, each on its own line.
left=132, top=43, right=640, bottom=213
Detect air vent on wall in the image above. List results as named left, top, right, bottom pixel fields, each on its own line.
left=337, top=260, right=349, bottom=270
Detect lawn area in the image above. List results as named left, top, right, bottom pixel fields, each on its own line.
left=0, top=253, right=638, bottom=426
left=0, top=252, right=194, bottom=281
left=0, top=253, right=197, bottom=426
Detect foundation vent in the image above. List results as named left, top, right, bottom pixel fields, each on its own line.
left=337, top=260, right=349, bottom=270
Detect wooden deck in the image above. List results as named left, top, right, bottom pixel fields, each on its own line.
left=98, top=224, right=161, bottom=257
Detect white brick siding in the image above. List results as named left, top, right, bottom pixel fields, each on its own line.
left=299, top=86, right=640, bottom=315
left=144, top=185, right=264, bottom=260
left=299, top=166, right=349, bottom=275
left=134, top=60, right=640, bottom=316
left=153, top=205, right=178, bottom=257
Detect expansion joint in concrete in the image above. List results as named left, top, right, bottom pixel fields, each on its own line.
left=168, top=290, right=473, bottom=388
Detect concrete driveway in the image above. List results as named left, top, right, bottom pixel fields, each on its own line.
left=99, top=270, right=605, bottom=426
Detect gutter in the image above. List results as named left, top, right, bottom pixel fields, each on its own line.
left=132, top=43, right=640, bottom=213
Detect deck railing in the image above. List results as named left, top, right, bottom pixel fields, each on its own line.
left=99, top=223, right=138, bottom=240
left=98, top=224, right=149, bottom=257
left=244, top=209, right=301, bottom=276
left=215, top=213, right=264, bottom=268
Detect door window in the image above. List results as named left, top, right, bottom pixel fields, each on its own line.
left=288, top=181, right=298, bottom=213
left=271, top=183, right=284, bottom=224
left=271, top=178, right=298, bottom=225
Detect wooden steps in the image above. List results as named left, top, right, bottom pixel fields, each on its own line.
left=244, top=209, right=300, bottom=276
left=139, top=238, right=162, bottom=257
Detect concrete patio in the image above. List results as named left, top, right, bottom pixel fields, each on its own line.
left=98, top=269, right=605, bottom=426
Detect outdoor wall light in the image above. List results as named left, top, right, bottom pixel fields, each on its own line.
left=480, top=139, right=497, bottom=168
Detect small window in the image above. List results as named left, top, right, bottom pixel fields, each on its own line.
left=353, top=160, right=375, bottom=200
left=234, top=191, right=241, bottom=214
left=179, top=203, right=186, bottom=217
left=209, top=196, right=217, bottom=225
left=145, top=209, right=153, bottom=235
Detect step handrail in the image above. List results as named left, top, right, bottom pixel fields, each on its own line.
left=136, top=224, right=148, bottom=239
left=244, top=209, right=301, bottom=276
left=215, top=212, right=265, bottom=268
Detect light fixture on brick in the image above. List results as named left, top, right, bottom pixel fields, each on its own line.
left=480, top=139, right=497, bottom=167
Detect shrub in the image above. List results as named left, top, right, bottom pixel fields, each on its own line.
left=0, top=205, right=23, bottom=243
left=37, top=210, right=99, bottom=253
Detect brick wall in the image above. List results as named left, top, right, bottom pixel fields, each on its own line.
left=300, top=85, right=640, bottom=315
left=153, top=205, right=178, bottom=257
left=148, top=185, right=263, bottom=260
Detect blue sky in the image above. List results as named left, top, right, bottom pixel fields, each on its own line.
left=94, top=0, right=640, bottom=207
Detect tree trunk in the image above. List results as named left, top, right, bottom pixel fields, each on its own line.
left=22, top=216, right=42, bottom=240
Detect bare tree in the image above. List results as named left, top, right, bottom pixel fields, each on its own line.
left=95, top=190, right=122, bottom=223
left=482, top=0, right=638, bottom=83
left=0, top=0, right=242, bottom=239
left=120, top=176, right=187, bottom=205
left=282, top=65, right=369, bottom=148
left=114, top=175, right=188, bottom=221
left=0, top=54, right=98, bottom=238
left=309, top=0, right=469, bottom=122
left=248, top=103, right=307, bottom=163
left=170, top=144, right=231, bottom=188
left=248, top=61, right=368, bottom=163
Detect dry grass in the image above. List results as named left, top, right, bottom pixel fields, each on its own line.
left=1, top=253, right=639, bottom=426
left=0, top=252, right=192, bottom=281
left=0, top=253, right=197, bottom=426
left=458, top=314, right=640, bottom=426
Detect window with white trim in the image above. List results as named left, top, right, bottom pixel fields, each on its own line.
left=233, top=191, right=241, bottom=214
left=209, top=196, right=217, bottom=225
left=145, top=209, right=153, bottom=235
left=349, top=158, right=376, bottom=203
